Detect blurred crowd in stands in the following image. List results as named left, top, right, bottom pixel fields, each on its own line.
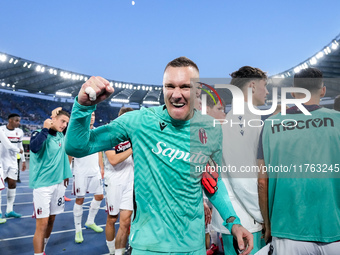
left=0, top=92, right=120, bottom=137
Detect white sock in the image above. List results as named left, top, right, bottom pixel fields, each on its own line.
left=34, top=253, right=44, bottom=255
left=106, top=239, right=115, bottom=255
left=43, top=237, right=49, bottom=251
left=86, top=198, right=101, bottom=225
left=6, top=188, right=16, bottom=213
left=115, top=248, right=125, bottom=255
left=210, top=230, right=218, bottom=245
left=73, top=203, right=83, bottom=232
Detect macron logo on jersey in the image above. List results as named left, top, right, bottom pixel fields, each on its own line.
left=159, top=122, right=167, bottom=131
left=151, top=141, right=209, bottom=163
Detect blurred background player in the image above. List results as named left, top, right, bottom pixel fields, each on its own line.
left=212, top=66, right=268, bottom=254
left=72, top=111, right=105, bottom=244
left=103, top=107, right=134, bottom=255
left=0, top=113, right=26, bottom=218
left=258, top=67, right=340, bottom=254
left=205, top=94, right=226, bottom=255
left=29, top=109, right=72, bottom=255
left=0, top=127, right=23, bottom=223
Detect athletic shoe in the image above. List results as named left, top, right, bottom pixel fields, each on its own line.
left=5, top=211, right=22, bottom=218
left=75, top=231, right=84, bottom=243
left=85, top=222, right=103, bottom=233
left=0, top=213, right=6, bottom=224
left=64, top=196, right=71, bottom=202
left=206, top=243, right=219, bottom=255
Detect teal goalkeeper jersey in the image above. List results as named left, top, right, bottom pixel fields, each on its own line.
left=66, top=100, right=238, bottom=252
left=29, top=129, right=72, bottom=189
left=262, top=107, right=340, bottom=242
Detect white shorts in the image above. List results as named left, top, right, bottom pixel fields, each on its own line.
left=271, top=237, right=340, bottom=255
left=3, top=165, right=18, bottom=180
left=72, top=174, right=103, bottom=197
left=105, top=180, right=133, bottom=215
left=33, top=182, right=66, bottom=218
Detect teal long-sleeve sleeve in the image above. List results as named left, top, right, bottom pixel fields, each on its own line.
left=65, top=98, right=128, bottom=157
left=205, top=177, right=241, bottom=233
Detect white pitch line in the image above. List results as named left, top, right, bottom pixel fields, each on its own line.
left=4, top=206, right=106, bottom=221
left=0, top=222, right=119, bottom=242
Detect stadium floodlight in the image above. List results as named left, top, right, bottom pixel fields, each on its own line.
left=41, top=67, right=45, bottom=72
left=0, top=54, right=7, bottom=62
left=56, top=91, right=72, bottom=97
left=324, top=47, right=331, bottom=55
left=23, top=62, right=28, bottom=67
left=294, top=67, right=300, bottom=73
left=316, top=51, right=324, bottom=59
left=137, top=85, right=140, bottom=90
left=9, top=58, right=14, bottom=63
left=12, top=85, right=15, bottom=88
left=27, top=63, right=32, bottom=68
left=310, top=57, right=317, bottom=65
left=143, top=101, right=160, bottom=105
left=1, top=82, right=5, bottom=86
left=111, top=98, right=129, bottom=103
left=331, top=42, right=338, bottom=50
left=36, top=65, right=41, bottom=72
left=54, top=70, right=57, bottom=75
left=14, top=59, right=18, bottom=65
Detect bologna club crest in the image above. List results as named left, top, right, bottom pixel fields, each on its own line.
left=199, top=128, right=208, bottom=144
left=37, top=207, right=42, bottom=215
left=109, top=205, right=114, bottom=212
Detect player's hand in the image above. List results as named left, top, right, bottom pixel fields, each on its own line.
left=19, top=149, right=23, bottom=154
left=21, top=162, right=26, bottom=171
left=101, top=168, right=105, bottom=179
left=203, top=201, right=212, bottom=225
left=43, top=119, right=53, bottom=129
left=231, top=224, right=254, bottom=255
left=51, top=107, right=62, bottom=118
left=64, top=178, right=69, bottom=188
left=78, top=76, right=114, bottom=106
left=262, top=222, right=272, bottom=243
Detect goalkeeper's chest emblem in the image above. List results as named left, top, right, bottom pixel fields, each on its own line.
left=199, top=128, right=207, bottom=144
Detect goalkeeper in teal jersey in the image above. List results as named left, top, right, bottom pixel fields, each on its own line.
left=65, top=57, right=253, bottom=255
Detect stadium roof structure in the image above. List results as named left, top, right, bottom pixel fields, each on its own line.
left=1, top=32, right=340, bottom=107
left=0, top=52, right=164, bottom=106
